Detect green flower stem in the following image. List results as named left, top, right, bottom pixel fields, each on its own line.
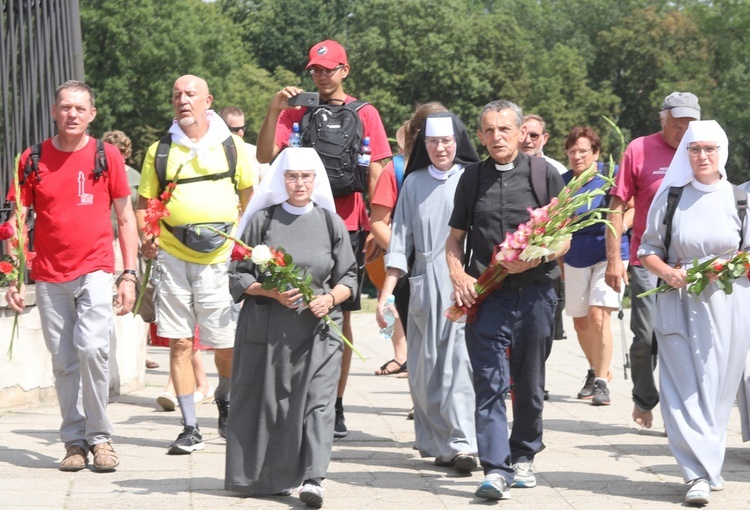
left=322, top=314, right=365, bottom=362
left=132, top=258, right=152, bottom=316
left=8, top=173, right=25, bottom=360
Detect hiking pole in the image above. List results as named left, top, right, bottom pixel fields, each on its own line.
left=618, top=293, right=630, bottom=380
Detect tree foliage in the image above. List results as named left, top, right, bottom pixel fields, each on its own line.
left=75, top=0, right=750, bottom=182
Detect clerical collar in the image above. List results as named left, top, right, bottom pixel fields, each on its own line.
left=428, top=164, right=462, bottom=181
left=282, top=201, right=314, bottom=215
left=493, top=154, right=523, bottom=172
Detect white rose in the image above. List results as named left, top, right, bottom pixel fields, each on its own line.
left=251, top=244, right=273, bottom=266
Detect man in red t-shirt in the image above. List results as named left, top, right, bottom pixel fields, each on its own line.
left=5, top=81, right=138, bottom=472
left=604, top=92, right=701, bottom=429
left=257, top=40, right=392, bottom=439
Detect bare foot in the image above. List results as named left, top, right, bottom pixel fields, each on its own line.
left=633, top=406, right=653, bottom=428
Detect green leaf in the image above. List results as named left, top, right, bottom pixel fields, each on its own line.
left=261, top=280, right=275, bottom=291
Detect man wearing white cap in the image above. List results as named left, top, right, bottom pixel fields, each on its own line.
left=604, top=91, right=701, bottom=430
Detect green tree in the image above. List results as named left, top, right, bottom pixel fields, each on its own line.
left=80, top=0, right=279, bottom=164
left=591, top=6, right=712, bottom=141
left=689, top=0, right=750, bottom=183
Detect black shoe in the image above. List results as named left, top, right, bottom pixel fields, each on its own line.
left=215, top=398, right=229, bottom=439
left=334, top=405, right=348, bottom=438
left=168, top=425, right=205, bottom=455
left=591, top=380, right=611, bottom=406
left=577, top=369, right=596, bottom=399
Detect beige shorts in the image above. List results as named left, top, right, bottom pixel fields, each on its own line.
left=153, top=251, right=235, bottom=348
left=564, top=261, right=624, bottom=318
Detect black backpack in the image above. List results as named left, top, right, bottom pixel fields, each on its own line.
left=300, top=100, right=369, bottom=197
left=22, top=138, right=108, bottom=184
left=461, top=156, right=550, bottom=270
left=153, top=134, right=237, bottom=193
left=663, top=184, right=747, bottom=254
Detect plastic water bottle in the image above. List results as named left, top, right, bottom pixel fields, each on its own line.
left=285, top=283, right=304, bottom=307
left=358, top=136, right=371, bottom=167
left=380, top=294, right=396, bottom=339
left=288, top=123, right=301, bottom=148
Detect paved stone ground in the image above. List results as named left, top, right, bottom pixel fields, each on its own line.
left=1, top=310, right=749, bottom=509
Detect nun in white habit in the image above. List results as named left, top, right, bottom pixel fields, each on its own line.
left=225, top=148, right=357, bottom=507
left=638, top=120, right=750, bottom=505
left=376, top=112, right=480, bottom=472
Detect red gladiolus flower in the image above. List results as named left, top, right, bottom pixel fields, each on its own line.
left=274, top=250, right=286, bottom=267
left=0, top=261, right=13, bottom=274
left=0, top=222, right=14, bottom=240
left=713, top=263, right=724, bottom=272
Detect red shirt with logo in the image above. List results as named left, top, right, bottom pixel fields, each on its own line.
left=9, top=138, right=129, bottom=282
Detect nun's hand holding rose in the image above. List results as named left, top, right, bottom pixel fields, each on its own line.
left=309, top=294, right=332, bottom=319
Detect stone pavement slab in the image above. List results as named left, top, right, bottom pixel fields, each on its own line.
left=1, top=310, right=750, bottom=509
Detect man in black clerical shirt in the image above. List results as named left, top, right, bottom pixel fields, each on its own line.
left=446, top=99, right=568, bottom=501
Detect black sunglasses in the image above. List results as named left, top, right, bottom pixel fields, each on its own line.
left=228, top=125, right=246, bottom=133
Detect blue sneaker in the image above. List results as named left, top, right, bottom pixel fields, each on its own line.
left=475, top=473, right=511, bottom=500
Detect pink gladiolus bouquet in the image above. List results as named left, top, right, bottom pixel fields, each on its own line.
left=446, top=165, right=615, bottom=323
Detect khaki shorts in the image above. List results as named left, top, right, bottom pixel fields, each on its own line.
left=153, top=251, right=235, bottom=348
left=564, top=261, right=624, bottom=318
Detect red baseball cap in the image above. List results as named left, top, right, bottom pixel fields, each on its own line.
left=306, top=40, right=348, bottom=70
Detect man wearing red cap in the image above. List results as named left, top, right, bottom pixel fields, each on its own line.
left=257, top=40, right=392, bottom=440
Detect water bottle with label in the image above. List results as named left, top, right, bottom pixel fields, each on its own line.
left=358, top=136, right=371, bottom=167
left=380, top=294, right=396, bottom=339
left=288, top=123, right=301, bottom=148
left=285, top=282, right=304, bottom=307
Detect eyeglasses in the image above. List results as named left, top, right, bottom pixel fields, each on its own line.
left=687, top=145, right=720, bottom=157
left=425, top=137, right=456, bottom=148
left=284, top=172, right=315, bottom=183
left=228, top=125, right=245, bottom=134
left=566, top=148, right=593, bottom=157
left=308, top=65, right=343, bottom=77
left=526, top=132, right=542, bottom=141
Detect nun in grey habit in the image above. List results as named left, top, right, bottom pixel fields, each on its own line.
left=639, top=120, right=750, bottom=506
left=376, top=111, right=480, bottom=472
left=225, top=148, right=356, bottom=507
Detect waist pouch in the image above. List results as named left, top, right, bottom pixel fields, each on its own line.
left=164, top=222, right=233, bottom=253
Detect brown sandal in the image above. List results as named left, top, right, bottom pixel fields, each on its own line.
left=374, top=359, right=407, bottom=375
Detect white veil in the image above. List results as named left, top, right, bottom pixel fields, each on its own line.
left=237, top=147, right=336, bottom=235
left=654, top=120, right=728, bottom=200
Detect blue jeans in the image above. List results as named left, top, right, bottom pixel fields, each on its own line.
left=627, top=265, right=659, bottom=411
left=465, top=283, right=556, bottom=484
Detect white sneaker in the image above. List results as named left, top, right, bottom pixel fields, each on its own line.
left=711, top=476, right=725, bottom=491
left=685, top=478, right=710, bottom=505
left=193, top=385, right=214, bottom=404
left=475, top=473, right=511, bottom=500
left=299, top=483, right=324, bottom=508
left=511, top=461, right=537, bottom=488
left=156, top=392, right=177, bottom=411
